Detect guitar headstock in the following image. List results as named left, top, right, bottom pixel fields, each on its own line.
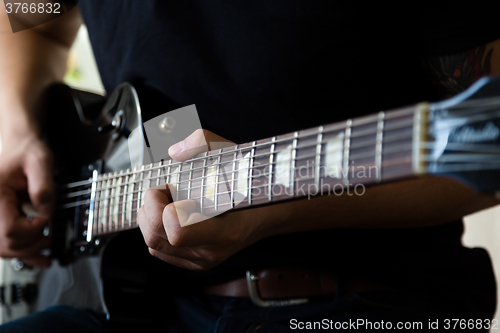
left=423, top=76, right=500, bottom=193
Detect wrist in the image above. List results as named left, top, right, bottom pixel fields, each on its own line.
left=0, top=106, right=42, bottom=145
left=243, top=201, right=295, bottom=244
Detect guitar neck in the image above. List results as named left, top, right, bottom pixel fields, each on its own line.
left=85, top=103, right=426, bottom=238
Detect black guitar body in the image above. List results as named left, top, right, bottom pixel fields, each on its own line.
left=99, top=229, right=176, bottom=326
left=44, top=84, right=109, bottom=263
left=43, top=83, right=173, bottom=325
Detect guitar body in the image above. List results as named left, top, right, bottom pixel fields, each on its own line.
left=41, top=83, right=164, bottom=323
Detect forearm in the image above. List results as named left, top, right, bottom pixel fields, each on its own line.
left=246, top=176, right=500, bottom=240
left=0, top=6, right=81, bottom=139
left=256, top=40, right=500, bottom=239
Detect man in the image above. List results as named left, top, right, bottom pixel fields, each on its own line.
left=0, top=1, right=500, bottom=332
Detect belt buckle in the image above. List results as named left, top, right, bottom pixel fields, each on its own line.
left=246, top=269, right=309, bottom=307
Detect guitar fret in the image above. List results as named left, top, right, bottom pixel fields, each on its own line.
left=98, top=179, right=105, bottom=234
left=157, top=160, right=162, bottom=186
left=86, top=169, right=99, bottom=241
left=137, top=166, right=145, bottom=211
left=214, top=148, right=222, bottom=211
left=315, top=126, right=324, bottom=189
left=248, top=141, right=256, bottom=205
left=230, top=146, right=238, bottom=209
left=115, top=171, right=121, bottom=229
left=200, top=151, right=208, bottom=213
left=149, top=163, right=153, bottom=189
left=290, top=132, right=298, bottom=196
left=109, top=176, right=114, bottom=231
left=113, top=171, right=121, bottom=229
left=130, top=169, right=138, bottom=226
left=99, top=179, right=105, bottom=234
left=108, top=173, right=115, bottom=231
left=145, top=163, right=153, bottom=204
left=102, top=178, right=108, bottom=233
left=119, top=170, right=125, bottom=228
left=175, top=163, right=181, bottom=202
left=376, top=112, right=385, bottom=182
left=188, top=161, right=194, bottom=200
left=102, top=177, right=112, bottom=232
left=343, top=120, right=352, bottom=185
left=81, top=105, right=428, bottom=239
left=94, top=180, right=99, bottom=235
left=123, top=169, right=131, bottom=227
left=166, top=159, right=172, bottom=184
left=268, top=137, right=276, bottom=201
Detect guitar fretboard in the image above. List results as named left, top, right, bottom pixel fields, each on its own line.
left=81, top=104, right=420, bottom=238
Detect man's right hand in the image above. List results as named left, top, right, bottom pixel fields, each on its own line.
left=0, top=134, right=54, bottom=268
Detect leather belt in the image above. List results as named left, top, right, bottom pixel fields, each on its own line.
left=201, top=266, right=393, bottom=307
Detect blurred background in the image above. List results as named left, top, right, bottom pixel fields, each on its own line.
left=0, top=9, right=499, bottom=326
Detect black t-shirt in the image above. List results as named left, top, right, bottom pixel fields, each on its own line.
left=78, top=1, right=500, bottom=318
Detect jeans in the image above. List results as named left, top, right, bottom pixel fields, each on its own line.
left=0, top=289, right=486, bottom=332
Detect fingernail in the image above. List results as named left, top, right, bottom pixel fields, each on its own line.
left=176, top=208, right=189, bottom=225
left=169, top=141, right=184, bottom=156
left=22, top=203, right=50, bottom=218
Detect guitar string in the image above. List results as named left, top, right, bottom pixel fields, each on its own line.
left=57, top=105, right=500, bottom=204
left=67, top=140, right=414, bottom=207
left=59, top=114, right=415, bottom=190
left=55, top=152, right=500, bottom=232
left=57, top=137, right=500, bottom=212
left=60, top=139, right=500, bottom=207
left=88, top=157, right=410, bottom=236
left=59, top=100, right=500, bottom=192
left=54, top=100, right=500, bottom=207
left=51, top=96, right=500, bottom=234
left=73, top=152, right=500, bottom=234
left=55, top=148, right=415, bottom=215
left=55, top=136, right=498, bottom=215
left=90, top=159, right=500, bottom=235
left=71, top=96, right=472, bottom=189
left=89, top=166, right=400, bottom=226
left=57, top=129, right=415, bottom=200
left=58, top=108, right=424, bottom=195
left=57, top=137, right=415, bottom=208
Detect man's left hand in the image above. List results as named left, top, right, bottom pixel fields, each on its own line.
left=137, top=129, right=266, bottom=270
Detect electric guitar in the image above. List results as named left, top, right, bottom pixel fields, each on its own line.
left=42, top=76, right=500, bottom=323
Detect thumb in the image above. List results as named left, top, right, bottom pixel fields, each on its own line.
left=168, top=129, right=234, bottom=162
left=24, top=150, right=55, bottom=215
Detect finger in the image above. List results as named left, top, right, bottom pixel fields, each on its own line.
left=162, top=203, right=189, bottom=245
left=0, top=235, right=51, bottom=259
left=0, top=189, right=49, bottom=243
left=142, top=185, right=172, bottom=238
left=138, top=205, right=167, bottom=250
left=19, top=255, right=51, bottom=269
left=24, top=149, right=55, bottom=214
left=162, top=201, right=197, bottom=237
left=163, top=203, right=221, bottom=247
left=168, top=129, right=234, bottom=162
left=6, top=220, right=50, bottom=250
left=148, top=248, right=208, bottom=271
left=139, top=206, right=199, bottom=261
